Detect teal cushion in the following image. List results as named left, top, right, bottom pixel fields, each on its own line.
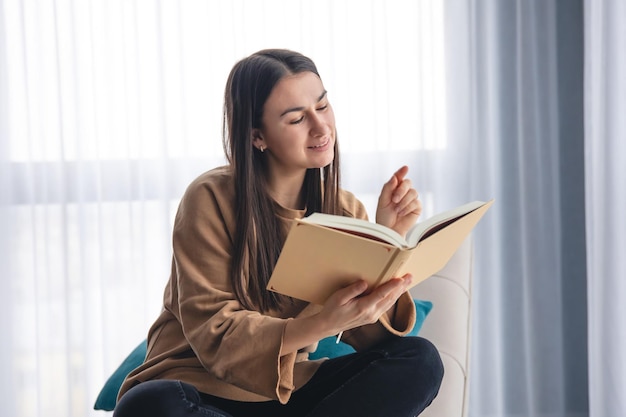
left=93, top=340, right=147, bottom=411
left=94, top=299, right=432, bottom=411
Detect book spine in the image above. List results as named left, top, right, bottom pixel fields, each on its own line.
left=373, top=248, right=410, bottom=287
left=381, top=250, right=413, bottom=284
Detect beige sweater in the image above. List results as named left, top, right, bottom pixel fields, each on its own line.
left=118, top=166, right=416, bottom=404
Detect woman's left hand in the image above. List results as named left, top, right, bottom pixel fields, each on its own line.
left=376, top=166, right=422, bottom=237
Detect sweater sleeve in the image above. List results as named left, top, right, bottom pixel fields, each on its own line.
left=169, top=177, right=297, bottom=403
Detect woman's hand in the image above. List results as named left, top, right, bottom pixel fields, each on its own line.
left=319, top=275, right=412, bottom=334
left=376, top=166, right=422, bottom=237
left=281, top=276, right=412, bottom=354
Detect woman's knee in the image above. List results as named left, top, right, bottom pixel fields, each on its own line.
left=385, top=336, right=445, bottom=388
left=408, top=337, right=444, bottom=377
left=114, top=381, right=161, bottom=416
left=407, top=337, right=445, bottom=403
left=114, top=380, right=182, bottom=416
left=115, top=380, right=208, bottom=417
left=114, top=380, right=233, bottom=417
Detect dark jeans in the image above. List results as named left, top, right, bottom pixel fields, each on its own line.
left=114, top=336, right=443, bottom=417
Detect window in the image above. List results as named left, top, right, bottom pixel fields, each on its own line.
left=1, top=1, right=446, bottom=415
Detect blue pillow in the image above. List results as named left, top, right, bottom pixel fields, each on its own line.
left=94, top=340, right=147, bottom=411
left=94, top=299, right=432, bottom=411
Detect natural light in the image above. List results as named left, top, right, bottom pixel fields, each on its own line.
left=1, top=1, right=446, bottom=416
left=4, top=0, right=446, bottom=163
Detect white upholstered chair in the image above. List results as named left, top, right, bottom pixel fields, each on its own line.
left=410, top=237, right=473, bottom=417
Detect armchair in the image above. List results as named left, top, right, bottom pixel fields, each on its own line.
left=410, top=237, right=473, bottom=417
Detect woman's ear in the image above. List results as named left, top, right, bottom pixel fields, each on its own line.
left=251, top=129, right=266, bottom=152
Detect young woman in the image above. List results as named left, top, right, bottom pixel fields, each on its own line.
left=114, top=49, right=443, bottom=417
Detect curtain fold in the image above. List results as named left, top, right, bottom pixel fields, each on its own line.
left=445, top=1, right=588, bottom=416
left=584, top=1, right=626, bottom=416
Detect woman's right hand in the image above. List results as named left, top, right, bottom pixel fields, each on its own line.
left=281, top=275, right=412, bottom=355
left=319, top=274, right=412, bottom=336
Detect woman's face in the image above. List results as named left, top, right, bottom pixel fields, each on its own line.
left=255, top=71, right=336, bottom=178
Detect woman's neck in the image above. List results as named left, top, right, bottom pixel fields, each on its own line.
left=266, top=170, right=306, bottom=210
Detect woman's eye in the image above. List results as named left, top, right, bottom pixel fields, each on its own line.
left=317, top=105, right=328, bottom=111
left=290, top=116, right=305, bottom=125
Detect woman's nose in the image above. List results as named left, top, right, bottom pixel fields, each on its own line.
left=310, top=113, right=331, bottom=137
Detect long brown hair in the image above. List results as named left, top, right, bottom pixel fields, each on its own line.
left=222, top=49, right=342, bottom=312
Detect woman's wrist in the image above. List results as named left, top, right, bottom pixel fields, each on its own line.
left=282, top=313, right=337, bottom=355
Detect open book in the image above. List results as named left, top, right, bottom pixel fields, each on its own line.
left=267, top=199, right=494, bottom=305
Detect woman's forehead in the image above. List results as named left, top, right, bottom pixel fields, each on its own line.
left=265, top=72, right=326, bottom=111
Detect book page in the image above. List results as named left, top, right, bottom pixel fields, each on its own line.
left=303, top=213, right=408, bottom=247
left=267, top=199, right=494, bottom=304
left=406, top=200, right=491, bottom=246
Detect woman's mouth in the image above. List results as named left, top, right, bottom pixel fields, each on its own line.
left=308, top=139, right=331, bottom=150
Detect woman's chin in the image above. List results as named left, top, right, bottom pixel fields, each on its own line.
left=310, top=151, right=335, bottom=169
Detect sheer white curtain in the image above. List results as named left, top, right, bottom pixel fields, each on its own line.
left=0, top=1, right=448, bottom=416
left=584, top=1, right=626, bottom=416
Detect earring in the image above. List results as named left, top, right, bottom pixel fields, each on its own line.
left=259, top=145, right=265, bottom=153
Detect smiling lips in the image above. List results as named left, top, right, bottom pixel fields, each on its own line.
left=308, top=139, right=330, bottom=150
